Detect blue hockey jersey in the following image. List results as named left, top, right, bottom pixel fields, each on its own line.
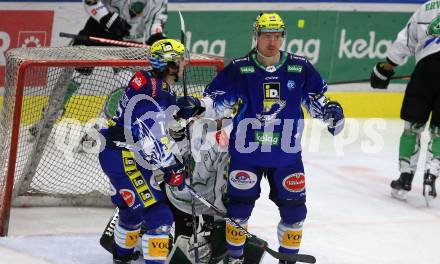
left=201, top=51, right=329, bottom=167
left=108, top=70, right=178, bottom=168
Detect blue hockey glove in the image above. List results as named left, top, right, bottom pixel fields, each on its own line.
left=176, top=96, right=205, bottom=119
left=370, top=62, right=394, bottom=89
left=323, top=101, right=344, bottom=136
left=162, top=159, right=186, bottom=191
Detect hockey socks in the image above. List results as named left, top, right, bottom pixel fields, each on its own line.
left=142, top=232, right=170, bottom=263
left=277, top=220, right=303, bottom=254
left=399, top=122, right=424, bottom=174
left=113, top=221, right=141, bottom=260
left=226, top=218, right=248, bottom=259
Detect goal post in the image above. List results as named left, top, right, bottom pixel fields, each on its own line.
left=0, top=46, right=224, bottom=236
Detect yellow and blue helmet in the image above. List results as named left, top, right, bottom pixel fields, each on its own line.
left=253, top=12, right=286, bottom=36
left=149, top=39, right=185, bottom=72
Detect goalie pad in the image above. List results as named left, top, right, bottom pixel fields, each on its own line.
left=167, top=221, right=265, bottom=264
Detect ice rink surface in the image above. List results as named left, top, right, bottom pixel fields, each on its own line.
left=1, top=119, right=439, bottom=264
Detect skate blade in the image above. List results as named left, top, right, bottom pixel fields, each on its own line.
left=391, top=189, right=408, bottom=201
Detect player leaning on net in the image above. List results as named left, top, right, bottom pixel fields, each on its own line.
left=370, top=1, right=440, bottom=202
left=98, top=38, right=188, bottom=264
left=175, top=12, right=345, bottom=264
left=75, top=0, right=167, bottom=46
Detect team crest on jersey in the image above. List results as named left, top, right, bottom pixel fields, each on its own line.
left=120, top=189, right=136, bottom=207
left=229, top=170, right=257, bottom=190
left=282, top=173, right=305, bottom=193
left=263, top=82, right=280, bottom=111
left=287, top=65, right=303, bottom=73
left=131, top=72, right=147, bottom=90
left=287, top=80, right=296, bottom=91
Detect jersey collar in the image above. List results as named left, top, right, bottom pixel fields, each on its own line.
left=251, top=50, right=287, bottom=73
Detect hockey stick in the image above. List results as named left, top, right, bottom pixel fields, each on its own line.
left=327, top=75, right=410, bottom=85
left=178, top=11, right=201, bottom=264
left=100, top=207, right=119, bottom=253
left=185, top=184, right=317, bottom=264
left=59, top=32, right=150, bottom=48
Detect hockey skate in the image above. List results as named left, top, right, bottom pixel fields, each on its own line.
left=390, top=172, right=414, bottom=201
left=423, top=172, right=437, bottom=207
left=112, top=250, right=140, bottom=264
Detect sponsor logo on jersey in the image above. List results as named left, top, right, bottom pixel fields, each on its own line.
left=162, top=81, right=169, bottom=91
left=131, top=72, right=147, bottom=90
left=240, top=66, right=255, bottom=74
left=263, top=82, right=280, bottom=111
left=287, top=65, right=303, bottom=73
left=120, top=189, right=136, bottom=207
left=282, top=173, right=306, bottom=192
left=265, top=65, right=276, bottom=73
left=287, top=80, right=296, bottom=91
left=151, top=78, right=158, bottom=96
left=229, top=170, right=257, bottom=190
left=264, top=83, right=280, bottom=99
left=122, top=150, right=157, bottom=207
left=265, top=76, right=279, bottom=80
left=254, top=131, right=280, bottom=146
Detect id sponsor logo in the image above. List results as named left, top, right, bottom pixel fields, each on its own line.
left=229, top=170, right=257, bottom=190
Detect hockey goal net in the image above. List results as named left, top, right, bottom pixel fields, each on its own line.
left=0, top=46, right=224, bottom=236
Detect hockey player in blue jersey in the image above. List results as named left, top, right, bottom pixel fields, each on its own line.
left=176, top=12, right=345, bottom=264
left=98, top=38, right=187, bottom=264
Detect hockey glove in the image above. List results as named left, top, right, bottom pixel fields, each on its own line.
left=162, top=159, right=186, bottom=191
left=100, top=12, right=131, bottom=40
left=323, top=101, right=344, bottom=136
left=176, top=96, right=205, bottom=120
left=168, top=126, right=186, bottom=142
left=370, top=62, right=395, bottom=89
left=146, top=32, right=166, bottom=46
